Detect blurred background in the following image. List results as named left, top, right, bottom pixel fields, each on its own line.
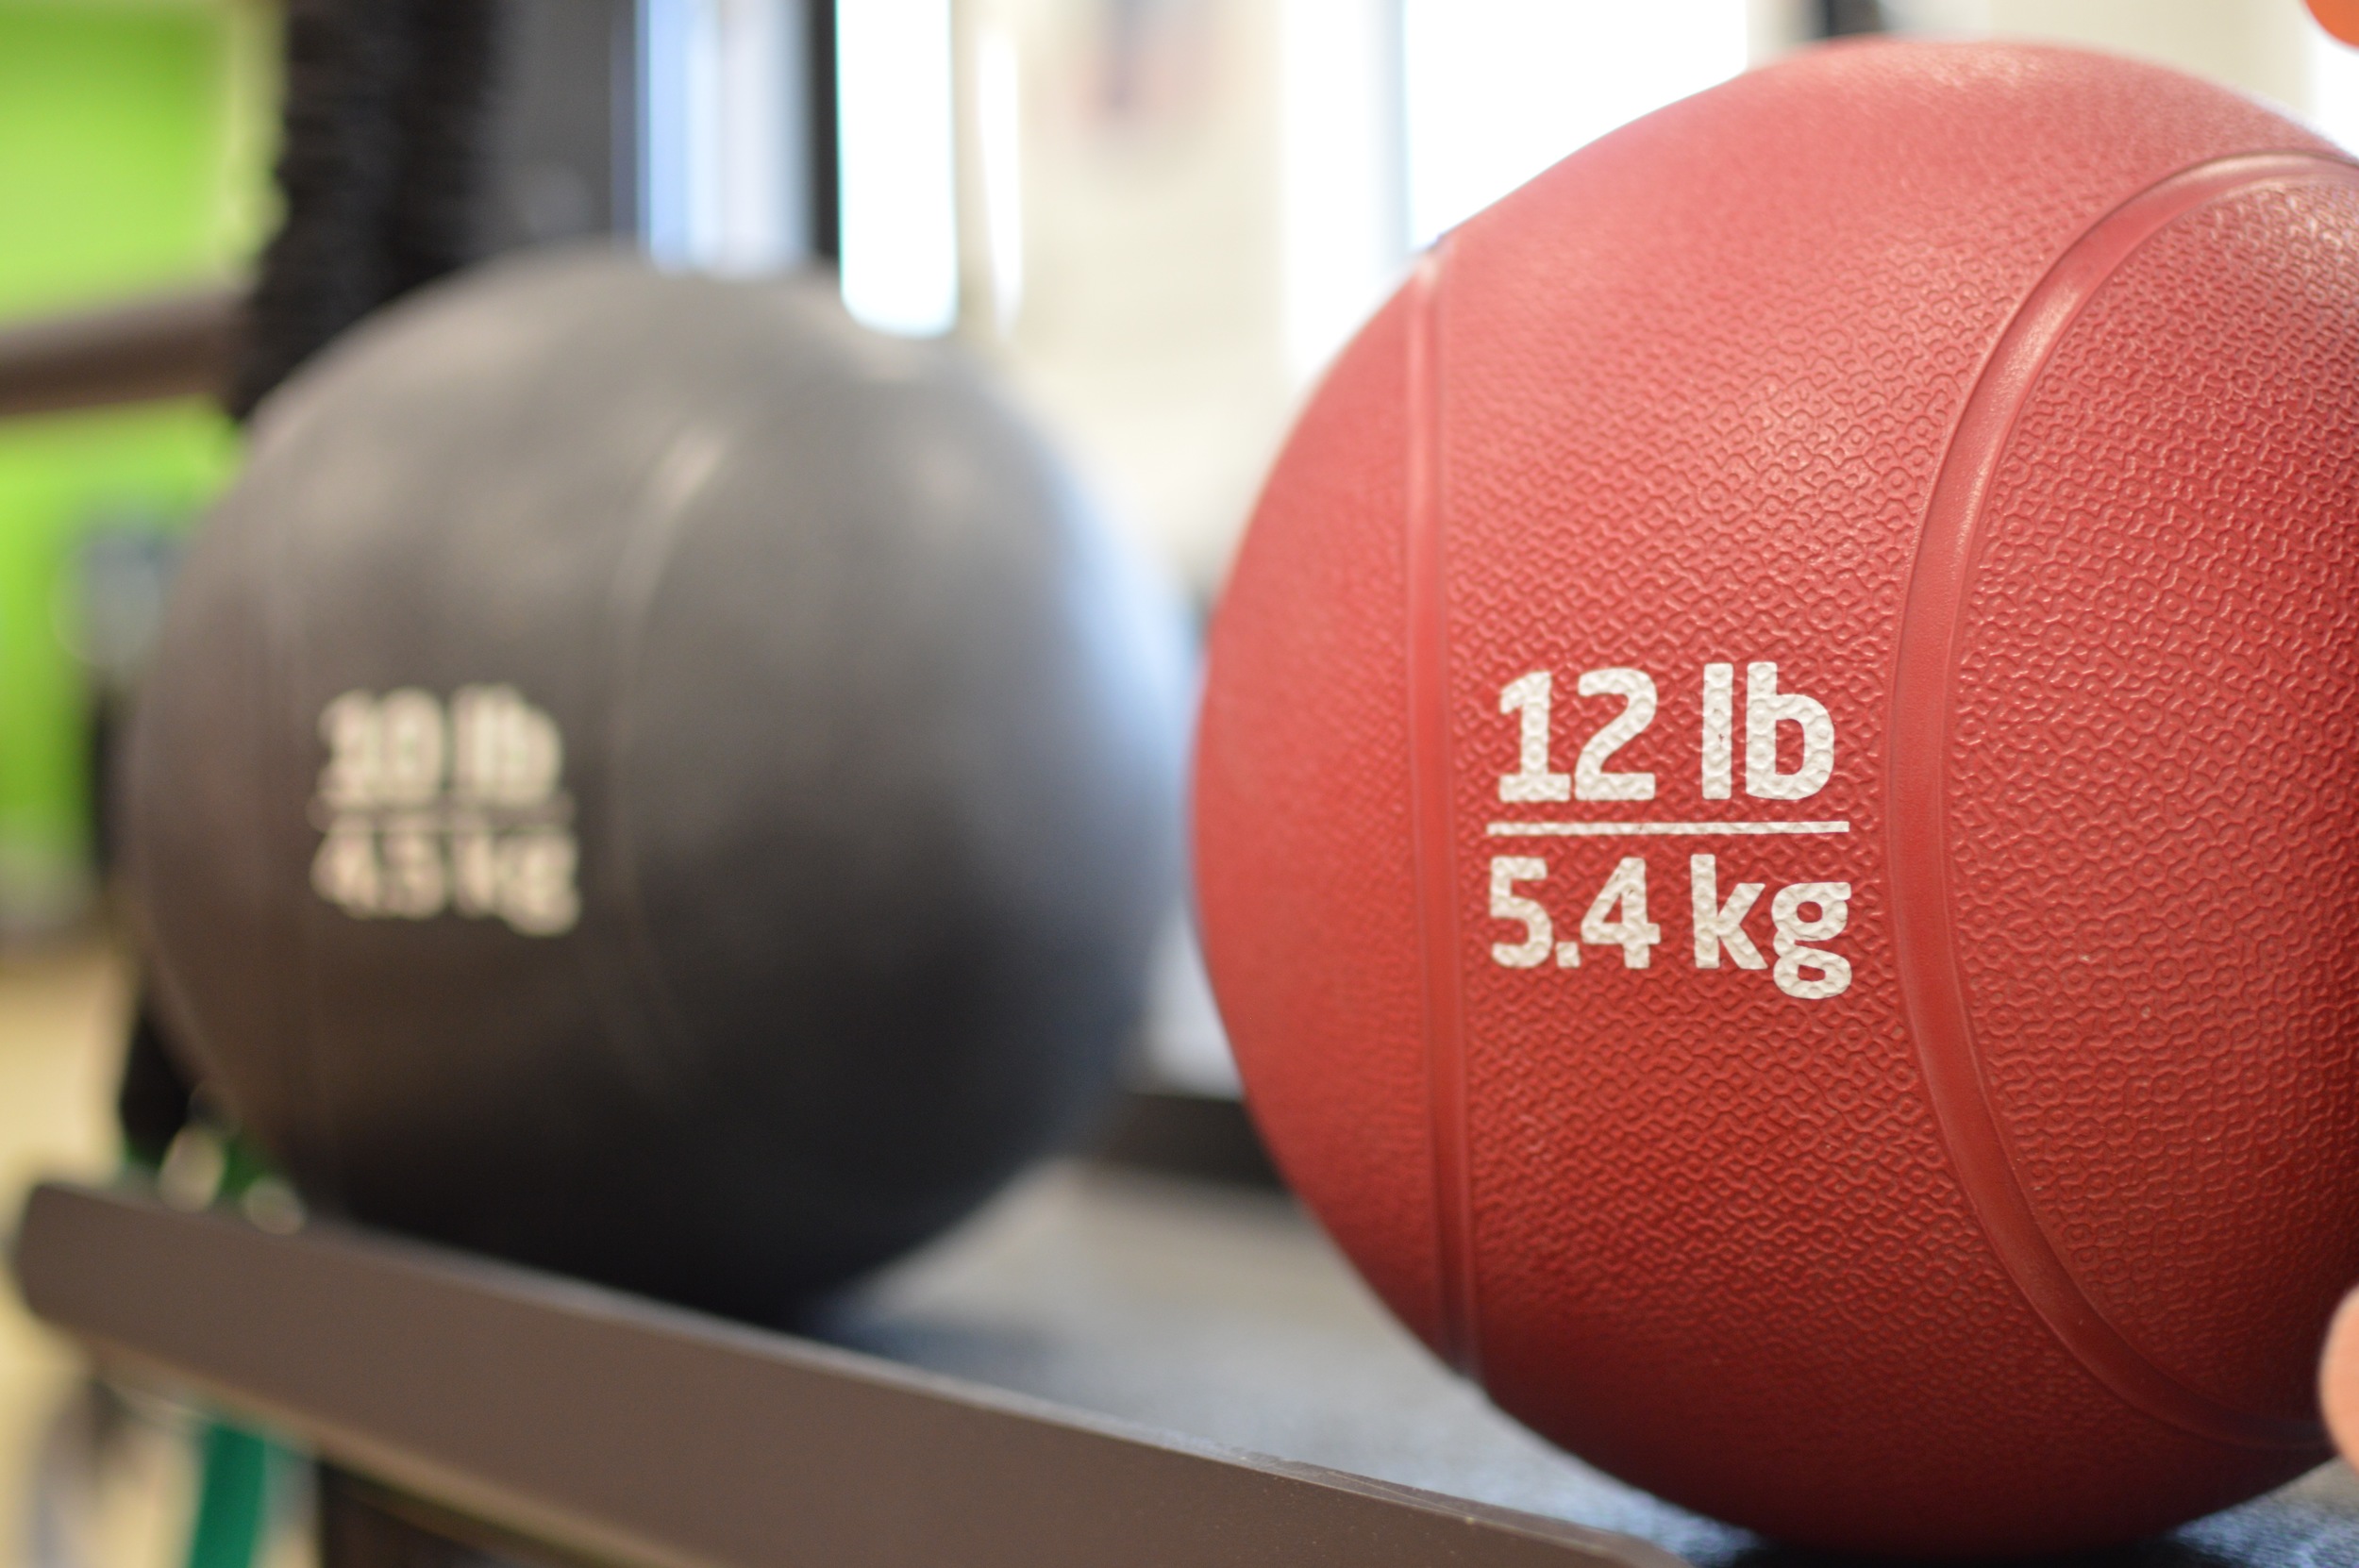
left=1, top=1, right=2355, bottom=1563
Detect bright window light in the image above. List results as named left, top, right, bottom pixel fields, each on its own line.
left=978, top=25, right=1024, bottom=335
left=1281, top=0, right=1407, bottom=383
left=640, top=0, right=701, bottom=265
left=838, top=0, right=960, bottom=337
left=707, top=0, right=804, bottom=273
left=2312, top=23, right=2359, bottom=155
left=1402, top=0, right=1749, bottom=247
left=641, top=0, right=808, bottom=275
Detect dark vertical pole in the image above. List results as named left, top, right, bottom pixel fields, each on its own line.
left=319, top=1469, right=519, bottom=1568
left=611, top=0, right=641, bottom=239
left=230, top=0, right=503, bottom=419
left=477, top=0, right=640, bottom=252
left=807, top=0, right=840, bottom=264
left=1814, top=0, right=1886, bottom=37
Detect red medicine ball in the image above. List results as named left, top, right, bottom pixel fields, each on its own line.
left=1195, top=39, right=2359, bottom=1558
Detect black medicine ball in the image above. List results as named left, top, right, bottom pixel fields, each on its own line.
left=127, top=249, right=1188, bottom=1320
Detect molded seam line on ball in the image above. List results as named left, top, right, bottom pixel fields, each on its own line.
left=267, top=438, right=330, bottom=1185
left=1886, top=149, right=2355, bottom=1451
left=594, top=419, right=742, bottom=1100
left=1487, top=820, right=1851, bottom=837
left=1404, top=246, right=1481, bottom=1376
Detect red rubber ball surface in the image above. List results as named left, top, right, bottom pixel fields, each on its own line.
left=1194, top=40, right=2359, bottom=1559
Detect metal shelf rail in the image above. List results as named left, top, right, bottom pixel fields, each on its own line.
left=17, top=1172, right=2359, bottom=1568
left=13, top=1178, right=1681, bottom=1568
left=0, top=286, right=237, bottom=419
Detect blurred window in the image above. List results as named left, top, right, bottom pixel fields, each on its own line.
left=1400, top=0, right=1750, bottom=246
left=644, top=0, right=960, bottom=338
left=1280, top=0, right=1406, bottom=382
left=839, top=0, right=960, bottom=334
left=2313, top=22, right=2359, bottom=150
left=643, top=0, right=811, bottom=274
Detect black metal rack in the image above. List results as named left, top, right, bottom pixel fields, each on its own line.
left=17, top=1169, right=2359, bottom=1568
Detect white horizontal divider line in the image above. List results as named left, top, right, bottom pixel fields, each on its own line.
left=1486, top=820, right=1850, bottom=838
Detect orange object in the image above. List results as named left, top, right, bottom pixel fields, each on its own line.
left=1196, top=39, right=2359, bottom=1558
left=2310, top=0, right=2359, bottom=48
left=2323, top=1289, right=2359, bottom=1461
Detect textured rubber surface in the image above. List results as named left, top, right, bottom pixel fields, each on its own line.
left=1196, top=41, right=2359, bottom=1557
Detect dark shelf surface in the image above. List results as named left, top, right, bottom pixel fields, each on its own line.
left=818, top=1165, right=2359, bottom=1567
left=820, top=1166, right=1747, bottom=1560
left=16, top=1166, right=2359, bottom=1568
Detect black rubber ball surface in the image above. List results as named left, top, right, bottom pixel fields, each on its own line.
left=128, top=248, right=1188, bottom=1321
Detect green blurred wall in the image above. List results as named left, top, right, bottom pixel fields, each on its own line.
left=0, top=0, right=273, bottom=939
